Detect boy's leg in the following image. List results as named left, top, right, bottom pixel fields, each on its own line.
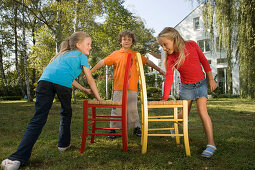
left=110, top=91, right=122, bottom=129
left=8, top=81, right=55, bottom=164
left=55, top=84, right=72, bottom=148
left=127, top=90, right=140, bottom=129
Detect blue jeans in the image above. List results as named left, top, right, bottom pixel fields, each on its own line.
left=8, top=80, right=72, bottom=164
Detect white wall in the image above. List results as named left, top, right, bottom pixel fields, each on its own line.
left=160, top=4, right=240, bottom=97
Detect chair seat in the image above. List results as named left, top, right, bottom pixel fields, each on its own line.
left=88, top=100, right=122, bottom=105
left=148, top=100, right=183, bottom=105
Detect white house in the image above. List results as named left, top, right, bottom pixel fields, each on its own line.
left=160, top=3, right=240, bottom=98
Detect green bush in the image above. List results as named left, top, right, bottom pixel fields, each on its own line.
left=96, top=79, right=113, bottom=100
left=147, top=87, right=162, bottom=101
left=0, top=96, right=22, bottom=100
left=75, top=90, right=94, bottom=100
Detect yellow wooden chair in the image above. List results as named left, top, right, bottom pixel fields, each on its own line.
left=135, top=53, right=190, bottom=156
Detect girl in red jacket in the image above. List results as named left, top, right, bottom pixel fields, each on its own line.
left=157, top=27, right=217, bottom=158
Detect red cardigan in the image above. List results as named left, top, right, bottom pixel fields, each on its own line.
left=163, top=41, right=211, bottom=100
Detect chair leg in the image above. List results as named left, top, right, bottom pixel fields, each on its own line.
left=80, top=100, right=89, bottom=153
left=174, top=107, right=180, bottom=144
left=141, top=103, right=144, bottom=145
left=91, top=107, right=96, bottom=143
left=122, top=109, right=128, bottom=152
left=183, top=100, right=191, bottom=156
left=141, top=103, right=148, bottom=154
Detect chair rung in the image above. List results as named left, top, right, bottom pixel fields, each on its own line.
left=88, top=133, right=122, bottom=136
left=148, top=105, right=183, bottom=108
left=147, top=134, right=184, bottom=137
left=95, top=128, right=122, bottom=130
left=96, top=116, right=122, bottom=118
left=148, top=119, right=183, bottom=122
left=148, top=115, right=174, bottom=118
left=88, top=118, right=121, bottom=121
left=148, top=128, right=173, bottom=131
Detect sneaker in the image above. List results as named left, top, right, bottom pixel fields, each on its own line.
left=107, top=130, right=118, bottom=139
left=58, top=144, right=71, bottom=152
left=1, top=159, right=21, bottom=170
left=133, top=127, right=141, bottom=137
left=170, top=125, right=175, bottom=138
left=201, top=144, right=217, bottom=158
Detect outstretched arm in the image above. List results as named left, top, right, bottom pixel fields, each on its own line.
left=91, top=59, right=105, bottom=74
left=83, top=66, right=103, bottom=101
left=146, top=59, right=166, bottom=77
left=72, top=80, right=93, bottom=94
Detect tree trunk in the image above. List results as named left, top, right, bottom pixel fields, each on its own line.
left=14, top=2, right=25, bottom=97
left=22, top=0, right=32, bottom=101
left=56, top=0, right=62, bottom=52
left=72, top=0, right=79, bottom=104
left=226, top=30, right=233, bottom=94
left=0, top=46, right=8, bottom=95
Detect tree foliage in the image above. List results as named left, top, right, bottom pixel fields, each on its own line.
left=197, top=0, right=255, bottom=98
left=0, top=0, right=159, bottom=100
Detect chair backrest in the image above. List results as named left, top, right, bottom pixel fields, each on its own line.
left=135, top=53, right=149, bottom=115
left=121, top=53, right=132, bottom=107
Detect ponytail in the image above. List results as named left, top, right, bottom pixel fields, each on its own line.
left=50, top=32, right=90, bottom=63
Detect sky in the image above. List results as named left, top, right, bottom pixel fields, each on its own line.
left=123, top=0, right=200, bottom=36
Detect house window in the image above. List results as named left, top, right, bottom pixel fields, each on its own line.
left=193, top=17, right=200, bottom=30
left=217, top=58, right=227, bottom=64
left=197, top=39, right=211, bottom=52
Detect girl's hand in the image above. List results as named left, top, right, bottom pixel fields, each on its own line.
left=208, top=79, right=217, bottom=92
left=83, top=75, right=87, bottom=80
left=97, top=98, right=104, bottom=102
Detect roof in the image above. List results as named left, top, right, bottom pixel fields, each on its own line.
left=174, top=3, right=203, bottom=28
left=148, top=53, right=161, bottom=59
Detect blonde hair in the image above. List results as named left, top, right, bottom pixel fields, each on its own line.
left=50, top=31, right=90, bottom=63
left=157, top=27, right=186, bottom=69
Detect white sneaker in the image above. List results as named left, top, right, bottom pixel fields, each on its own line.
left=58, top=144, right=71, bottom=152
left=1, top=159, right=21, bottom=170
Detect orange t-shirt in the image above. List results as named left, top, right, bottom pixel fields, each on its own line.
left=104, top=48, right=147, bottom=92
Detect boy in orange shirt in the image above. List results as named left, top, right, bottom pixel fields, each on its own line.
left=91, top=31, right=165, bottom=138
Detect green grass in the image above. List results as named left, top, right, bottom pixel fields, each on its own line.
left=0, top=98, right=254, bottom=169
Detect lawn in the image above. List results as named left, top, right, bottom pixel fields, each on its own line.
left=0, top=98, right=254, bottom=169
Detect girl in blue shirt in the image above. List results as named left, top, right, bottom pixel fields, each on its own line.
left=1, top=31, right=103, bottom=170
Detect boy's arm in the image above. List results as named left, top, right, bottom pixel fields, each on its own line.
left=91, top=60, right=105, bottom=73
left=146, top=59, right=166, bottom=77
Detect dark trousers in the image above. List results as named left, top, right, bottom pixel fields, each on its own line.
left=8, top=80, right=72, bottom=164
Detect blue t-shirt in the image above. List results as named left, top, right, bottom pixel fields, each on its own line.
left=39, top=50, right=89, bottom=88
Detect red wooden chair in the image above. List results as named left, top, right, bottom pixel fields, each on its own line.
left=80, top=53, right=132, bottom=153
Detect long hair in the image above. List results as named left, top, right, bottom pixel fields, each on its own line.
left=157, top=27, right=186, bottom=69
left=50, top=31, right=90, bottom=63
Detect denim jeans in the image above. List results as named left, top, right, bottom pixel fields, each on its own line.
left=8, top=80, right=72, bottom=164
left=180, top=77, right=208, bottom=100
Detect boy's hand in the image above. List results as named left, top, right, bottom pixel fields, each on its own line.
left=159, top=69, right=166, bottom=77
left=84, top=88, right=93, bottom=94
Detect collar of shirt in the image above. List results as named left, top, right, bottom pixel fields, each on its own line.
left=119, top=48, right=132, bottom=53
